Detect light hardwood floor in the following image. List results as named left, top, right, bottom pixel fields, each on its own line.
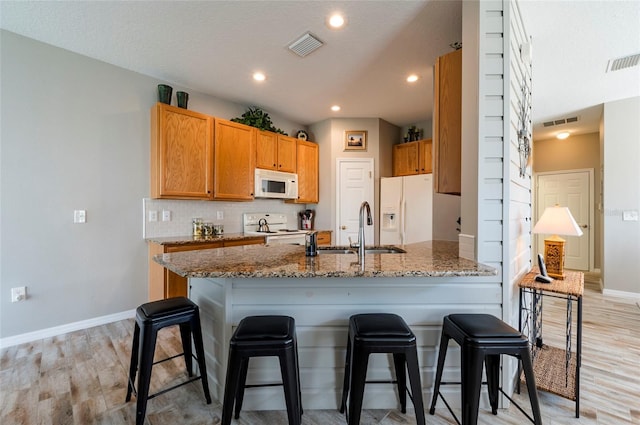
left=1, top=287, right=638, bottom=425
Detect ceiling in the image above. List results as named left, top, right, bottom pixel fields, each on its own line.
left=1, top=1, right=639, bottom=141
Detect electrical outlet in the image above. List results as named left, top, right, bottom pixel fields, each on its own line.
left=623, top=210, right=639, bottom=221
left=162, top=210, right=171, bottom=221
left=11, top=286, right=26, bottom=303
left=73, top=210, right=86, bottom=223
left=217, top=211, right=224, bottom=220
left=148, top=210, right=158, bottom=222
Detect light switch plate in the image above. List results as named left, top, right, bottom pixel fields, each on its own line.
left=623, top=210, right=639, bottom=221
left=74, top=210, right=86, bottom=223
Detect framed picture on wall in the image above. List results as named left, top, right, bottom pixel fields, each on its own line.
left=344, top=130, right=367, bottom=151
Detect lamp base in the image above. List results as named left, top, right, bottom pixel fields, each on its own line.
left=544, top=237, right=566, bottom=280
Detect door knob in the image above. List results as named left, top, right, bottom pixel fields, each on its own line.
left=341, top=225, right=347, bottom=230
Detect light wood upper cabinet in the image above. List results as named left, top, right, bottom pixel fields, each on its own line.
left=256, top=132, right=297, bottom=173
left=434, top=48, right=462, bottom=195
left=256, top=130, right=278, bottom=170
left=151, top=103, right=213, bottom=199
left=276, top=135, right=297, bottom=173
left=393, top=139, right=432, bottom=176
left=213, top=118, right=256, bottom=201
left=418, top=139, right=433, bottom=174
left=287, top=139, right=319, bottom=204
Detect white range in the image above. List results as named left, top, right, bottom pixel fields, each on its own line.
left=243, top=213, right=307, bottom=245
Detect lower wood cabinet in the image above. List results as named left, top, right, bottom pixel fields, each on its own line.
left=317, top=231, right=332, bottom=245
left=148, top=237, right=265, bottom=300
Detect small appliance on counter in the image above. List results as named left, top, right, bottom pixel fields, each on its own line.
left=243, top=213, right=307, bottom=245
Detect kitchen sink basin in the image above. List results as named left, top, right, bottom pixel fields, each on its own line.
left=317, top=246, right=406, bottom=254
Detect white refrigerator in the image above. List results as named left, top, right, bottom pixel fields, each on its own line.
left=380, top=174, right=433, bottom=245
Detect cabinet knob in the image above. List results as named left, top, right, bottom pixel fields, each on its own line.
left=341, top=225, right=347, bottom=230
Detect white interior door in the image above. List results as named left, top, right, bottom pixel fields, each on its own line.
left=336, top=158, right=374, bottom=246
left=536, top=170, right=592, bottom=271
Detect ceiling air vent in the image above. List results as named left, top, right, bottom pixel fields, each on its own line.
left=607, top=53, right=640, bottom=72
left=288, top=32, right=324, bottom=57
left=543, top=116, right=579, bottom=127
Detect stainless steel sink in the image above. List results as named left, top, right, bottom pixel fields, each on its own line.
left=318, top=246, right=406, bottom=254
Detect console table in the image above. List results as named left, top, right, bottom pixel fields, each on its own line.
left=518, top=268, right=583, bottom=418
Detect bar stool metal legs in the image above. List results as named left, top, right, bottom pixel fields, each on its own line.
left=340, top=313, right=426, bottom=425
left=221, top=315, right=302, bottom=425
left=125, top=297, right=211, bottom=425
left=429, top=314, right=542, bottom=425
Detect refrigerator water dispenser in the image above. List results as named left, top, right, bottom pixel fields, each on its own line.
left=381, top=212, right=397, bottom=230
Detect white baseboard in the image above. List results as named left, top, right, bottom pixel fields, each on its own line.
left=0, top=309, right=136, bottom=349
left=602, top=288, right=640, bottom=300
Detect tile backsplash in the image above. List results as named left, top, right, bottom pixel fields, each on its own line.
left=143, top=198, right=307, bottom=238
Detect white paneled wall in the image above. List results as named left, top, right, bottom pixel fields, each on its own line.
left=143, top=198, right=308, bottom=238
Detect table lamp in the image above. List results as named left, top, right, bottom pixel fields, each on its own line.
left=532, top=205, right=583, bottom=279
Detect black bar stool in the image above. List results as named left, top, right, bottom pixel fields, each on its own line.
left=125, top=297, right=211, bottom=425
left=429, top=313, right=542, bottom=425
left=340, top=313, right=426, bottom=425
left=221, top=315, right=302, bottom=425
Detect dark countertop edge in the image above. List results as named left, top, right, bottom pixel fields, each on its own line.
left=172, top=270, right=498, bottom=279
left=146, top=233, right=263, bottom=245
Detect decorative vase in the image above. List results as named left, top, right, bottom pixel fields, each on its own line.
left=157, top=84, right=173, bottom=105
left=176, top=91, right=189, bottom=109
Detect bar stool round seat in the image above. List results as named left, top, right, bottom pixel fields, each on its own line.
left=125, top=297, right=211, bottom=425
left=429, top=313, right=542, bottom=425
left=340, top=313, right=426, bottom=425
left=222, top=315, right=302, bottom=425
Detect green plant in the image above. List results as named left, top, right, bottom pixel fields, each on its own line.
left=231, top=107, right=287, bottom=135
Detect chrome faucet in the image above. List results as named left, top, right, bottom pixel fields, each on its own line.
left=357, top=201, right=372, bottom=263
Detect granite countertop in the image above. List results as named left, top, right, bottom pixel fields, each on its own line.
left=153, top=240, right=496, bottom=279
left=147, top=233, right=263, bottom=245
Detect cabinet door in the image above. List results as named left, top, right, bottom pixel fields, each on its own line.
left=419, top=139, right=433, bottom=174
left=277, top=135, right=298, bottom=173
left=317, top=231, right=332, bottom=245
left=290, top=140, right=319, bottom=203
left=434, top=49, right=462, bottom=195
left=214, top=119, right=256, bottom=200
left=393, top=142, right=420, bottom=176
left=256, top=130, right=278, bottom=170
left=151, top=103, right=213, bottom=199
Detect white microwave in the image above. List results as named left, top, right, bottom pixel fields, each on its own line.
left=254, top=168, right=298, bottom=200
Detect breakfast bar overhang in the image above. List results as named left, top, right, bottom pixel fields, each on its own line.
left=154, top=241, right=498, bottom=410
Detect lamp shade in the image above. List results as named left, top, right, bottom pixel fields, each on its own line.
left=533, top=205, right=583, bottom=237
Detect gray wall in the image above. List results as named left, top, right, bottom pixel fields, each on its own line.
left=602, top=96, right=640, bottom=295
left=0, top=31, right=304, bottom=339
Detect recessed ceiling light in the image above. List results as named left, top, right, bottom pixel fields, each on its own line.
left=253, top=72, right=266, bottom=81
left=556, top=131, right=570, bottom=140
left=407, top=74, right=419, bottom=83
left=331, top=105, right=341, bottom=112
left=328, top=14, right=345, bottom=28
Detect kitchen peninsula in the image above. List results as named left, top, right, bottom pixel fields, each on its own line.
left=154, top=241, right=497, bottom=410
